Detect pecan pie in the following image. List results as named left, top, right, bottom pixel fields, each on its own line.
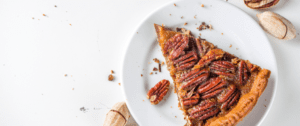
left=154, top=24, right=271, bottom=126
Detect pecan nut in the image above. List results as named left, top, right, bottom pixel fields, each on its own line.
left=193, top=49, right=225, bottom=69
left=164, top=34, right=189, bottom=60
left=217, top=84, right=237, bottom=103
left=198, top=77, right=228, bottom=99
left=195, top=38, right=215, bottom=57
left=173, top=51, right=198, bottom=71
left=238, top=60, right=250, bottom=85
left=180, top=72, right=209, bottom=91
left=221, top=91, right=240, bottom=109
left=210, top=61, right=235, bottom=80
left=181, top=93, right=200, bottom=108
left=188, top=99, right=219, bottom=120
left=147, top=79, right=170, bottom=105
left=244, top=0, right=279, bottom=9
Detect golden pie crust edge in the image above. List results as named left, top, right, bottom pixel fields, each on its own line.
left=209, top=69, right=271, bottom=126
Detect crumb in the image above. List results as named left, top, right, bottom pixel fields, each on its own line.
left=118, top=83, right=121, bottom=86
left=184, top=22, right=188, bottom=26
left=181, top=16, right=183, bottom=19
left=201, top=4, right=204, bottom=7
left=71, top=75, right=72, bottom=77
left=143, top=69, right=144, bottom=70
left=195, top=23, right=197, bottom=25
left=64, top=74, right=67, bottom=77
left=141, top=74, right=143, bottom=77
left=153, top=67, right=158, bottom=71
left=174, top=3, right=176, bottom=6
left=136, top=32, right=138, bottom=34
left=175, top=116, right=177, bottom=118
left=221, top=33, right=224, bottom=35
left=72, top=88, right=74, bottom=90
left=170, top=14, right=171, bottom=16
left=196, top=27, right=199, bottom=29
left=236, top=48, right=238, bottom=50
left=54, top=5, right=57, bottom=7
left=32, top=17, right=34, bottom=19
left=265, top=99, right=267, bottom=101
left=143, top=100, right=144, bottom=102
left=43, top=14, right=46, bottom=16
left=153, top=58, right=160, bottom=63
left=161, top=62, right=165, bottom=65
left=194, top=15, right=197, bottom=19
left=108, top=74, right=114, bottom=81
left=150, top=72, right=153, bottom=75
left=164, top=99, right=166, bottom=101
left=155, top=72, right=157, bottom=74
left=148, top=62, right=151, bottom=64
left=199, top=33, right=202, bottom=36
left=171, top=106, right=172, bottom=108
left=38, top=19, right=40, bottom=20
left=69, top=24, right=72, bottom=26
left=209, top=24, right=213, bottom=30
left=111, top=70, right=114, bottom=74
left=229, top=44, right=232, bottom=48
left=159, top=63, right=161, bottom=72
left=264, top=105, right=266, bottom=107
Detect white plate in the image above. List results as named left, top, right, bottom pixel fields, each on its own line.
left=121, top=0, right=278, bottom=125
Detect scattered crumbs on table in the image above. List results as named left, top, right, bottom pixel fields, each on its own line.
left=43, top=14, right=46, bottom=16
left=221, top=33, right=224, bottom=35
left=150, top=72, right=153, bottom=75
left=194, top=15, right=197, bottom=19
left=229, top=44, right=232, bottom=48
left=175, top=116, right=177, bottom=118
left=108, top=74, right=114, bottom=81
left=54, top=5, right=57, bottom=7
left=201, top=4, right=204, bottom=7
left=161, top=62, right=165, bottom=65
left=118, top=83, right=121, bottom=86
left=111, top=70, right=114, bottom=74
left=141, top=74, right=143, bottom=77
left=69, top=24, right=72, bottom=26
left=171, top=106, right=172, bottom=108
left=64, top=74, right=67, bottom=77
left=174, top=3, right=176, bottom=6
left=184, top=22, right=188, bottom=26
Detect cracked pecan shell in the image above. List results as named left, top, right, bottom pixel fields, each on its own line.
left=147, top=79, right=170, bottom=105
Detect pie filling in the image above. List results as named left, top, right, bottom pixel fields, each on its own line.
left=154, top=24, right=271, bottom=126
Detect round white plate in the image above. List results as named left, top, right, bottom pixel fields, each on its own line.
left=121, top=0, right=278, bottom=125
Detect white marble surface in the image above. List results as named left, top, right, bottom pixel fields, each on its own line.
left=0, top=0, right=299, bottom=126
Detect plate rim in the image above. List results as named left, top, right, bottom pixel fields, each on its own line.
left=121, top=0, right=278, bottom=125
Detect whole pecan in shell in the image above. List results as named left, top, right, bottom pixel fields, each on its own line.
left=147, top=79, right=170, bottom=105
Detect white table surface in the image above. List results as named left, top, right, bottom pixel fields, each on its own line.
left=0, top=0, right=299, bottom=126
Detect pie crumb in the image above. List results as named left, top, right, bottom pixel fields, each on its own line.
left=175, top=116, right=177, bottom=118
left=171, top=106, right=172, bottom=108
left=174, top=3, right=176, bottom=6
left=181, top=16, right=183, bottom=19
left=184, top=22, right=188, bottom=26
left=161, top=62, right=165, bottom=65
left=264, top=105, right=266, bottom=107
left=32, top=17, right=34, bottom=19
left=153, top=67, right=158, bottom=71
left=221, top=33, right=224, bottom=35
left=54, top=5, right=57, bottom=7
left=148, top=62, right=151, bottom=64
left=201, top=4, right=204, bottom=7
left=111, top=70, right=114, bottom=74
left=150, top=72, right=153, bottom=75
left=43, top=14, right=46, bottom=16
left=143, top=100, right=144, bottom=102
left=170, top=14, right=171, bottom=16
left=229, top=44, right=232, bottom=48
left=72, top=88, right=74, bottom=90
left=236, top=48, right=239, bottom=50
left=118, top=83, right=121, bottom=86
left=108, top=74, right=114, bottom=81
left=199, top=33, right=202, bottom=36
left=153, top=58, right=160, bottom=63
left=194, top=15, right=197, bottom=19
left=69, top=24, right=72, bottom=26
left=137, top=32, right=138, bottom=34
left=141, top=74, right=143, bottom=77
left=64, top=74, right=67, bottom=77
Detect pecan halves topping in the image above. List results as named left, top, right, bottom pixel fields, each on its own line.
left=173, top=51, right=198, bottom=71
left=177, top=69, right=209, bottom=83
left=194, top=49, right=225, bottom=69
left=238, top=60, right=250, bottom=85
left=180, top=73, right=209, bottom=90
left=217, top=84, right=237, bottom=103
left=164, top=34, right=189, bottom=60
left=198, top=77, right=228, bottom=99
left=210, top=61, right=236, bottom=80
left=188, top=99, right=220, bottom=120
left=221, top=91, right=240, bottom=109
left=182, top=94, right=200, bottom=107
left=147, top=79, right=170, bottom=105
left=195, top=38, right=214, bottom=57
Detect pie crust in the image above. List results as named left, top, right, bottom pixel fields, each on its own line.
left=154, top=24, right=271, bottom=126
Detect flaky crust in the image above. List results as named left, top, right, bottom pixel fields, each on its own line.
left=208, top=69, right=271, bottom=126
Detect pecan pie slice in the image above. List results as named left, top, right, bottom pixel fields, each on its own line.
left=154, top=24, right=271, bottom=126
